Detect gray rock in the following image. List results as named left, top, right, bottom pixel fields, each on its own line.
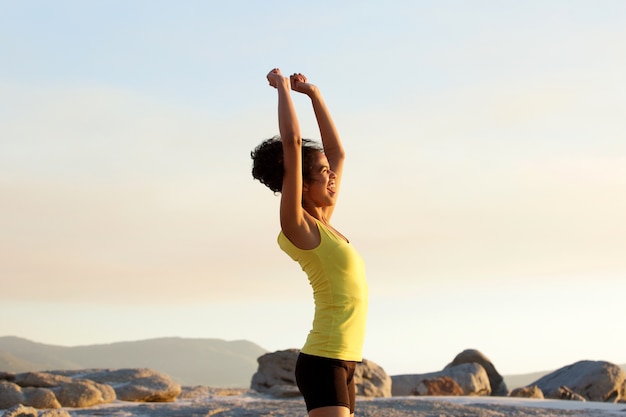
left=354, top=359, right=392, bottom=397
left=392, top=363, right=491, bottom=396
left=532, top=360, right=625, bottom=402
left=250, top=349, right=391, bottom=398
left=446, top=349, right=508, bottom=396
left=250, top=349, right=299, bottom=395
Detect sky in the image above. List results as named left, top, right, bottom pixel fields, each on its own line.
left=1, top=0, right=625, bottom=378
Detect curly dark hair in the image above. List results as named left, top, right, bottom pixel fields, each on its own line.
left=251, top=136, right=323, bottom=193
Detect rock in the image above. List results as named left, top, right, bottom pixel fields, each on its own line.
left=1, top=404, right=38, bottom=417
left=0, top=381, right=24, bottom=410
left=532, top=360, right=625, bottom=402
left=22, top=388, right=61, bottom=409
left=70, top=369, right=180, bottom=402
left=0, top=381, right=61, bottom=409
left=552, top=386, right=586, bottom=402
left=13, top=373, right=72, bottom=388
left=392, top=363, right=491, bottom=396
left=510, top=385, right=544, bottom=399
left=354, top=359, right=392, bottom=397
left=52, top=379, right=116, bottom=408
left=446, top=349, right=508, bottom=396
left=0, top=372, right=15, bottom=382
left=250, top=349, right=391, bottom=398
left=415, top=376, right=464, bottom=396
left=251, top=349, right=299, bottom=395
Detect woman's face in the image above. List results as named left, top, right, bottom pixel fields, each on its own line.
left=304, top=151, right=337, bottom=207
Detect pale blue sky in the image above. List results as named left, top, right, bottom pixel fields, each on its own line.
left=1, top=1, right=625, bottom=377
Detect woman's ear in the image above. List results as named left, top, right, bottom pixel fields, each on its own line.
left=302, top=182, right=309, bottom=192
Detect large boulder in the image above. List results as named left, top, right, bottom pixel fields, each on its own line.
left=532, top=360, right=625, bottom=402
left=392, top=363, right=491, bottom=396
left=354, top=358, right=392, bottom=397
left=250, top=349, right=300, bottom=397
left=250, top=349, right=391, bottom=398
left=445, top=349, right=508, bottom=396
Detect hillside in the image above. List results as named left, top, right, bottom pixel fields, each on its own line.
left=0, top=336, right=267, bottom=387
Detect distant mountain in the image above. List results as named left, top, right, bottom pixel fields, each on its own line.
left=0, top=336, right=267, bottom=387
left=502, top=370, right=551, bottom=389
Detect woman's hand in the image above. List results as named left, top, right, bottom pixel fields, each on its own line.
left=267, top=68, right=290, bottom=89
left=290, top=73, right=318, bottom=96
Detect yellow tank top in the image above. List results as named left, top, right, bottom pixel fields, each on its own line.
left=277, top=219, right=368, bottom=361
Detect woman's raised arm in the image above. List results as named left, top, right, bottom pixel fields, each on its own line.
left=291, top=73, right=345, bottom=220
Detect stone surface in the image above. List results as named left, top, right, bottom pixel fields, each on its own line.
left=39, top=411, right=72, bottom=417
left=445, top=349, right=508, bottom=396
left=532, top=360, right=625, bottom=402
left=392, top=363, right=491, bottom=396
left=510, top=385, right=545, bottom=399
left=250, top=349, right=391, bottom=398
left=3, top=404, right=38, bottom=417
left=1, top=404, right=38, bottom=417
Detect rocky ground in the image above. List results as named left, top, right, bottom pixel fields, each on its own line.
left=44, top=388, right=626, bottom=417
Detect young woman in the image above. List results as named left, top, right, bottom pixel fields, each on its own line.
left=251, top=68, right=368, bottom=417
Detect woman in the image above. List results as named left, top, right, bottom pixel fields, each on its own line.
left=251, top=68, right=368, bottom=417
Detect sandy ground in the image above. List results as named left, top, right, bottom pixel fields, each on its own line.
left=57, top=389, right=626, bottom=417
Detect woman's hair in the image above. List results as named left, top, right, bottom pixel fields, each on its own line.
left=251, top=136, right=323, bottom=193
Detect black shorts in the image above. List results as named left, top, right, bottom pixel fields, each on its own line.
left=295, top=352, right=357, bottom=414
